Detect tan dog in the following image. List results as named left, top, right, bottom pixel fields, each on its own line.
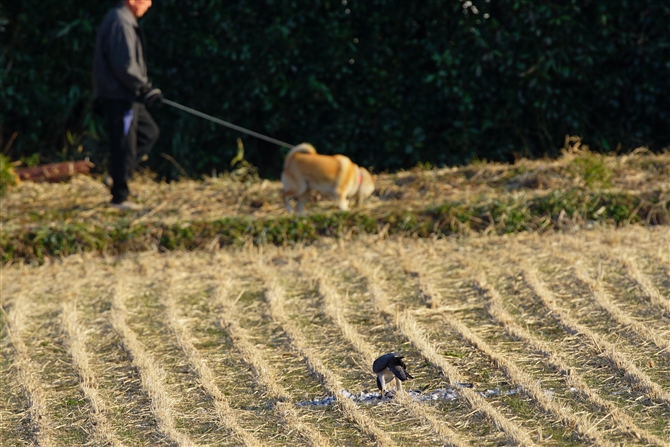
left=281, top=143, right=375, bottom=213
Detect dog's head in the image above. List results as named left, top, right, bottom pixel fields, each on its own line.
left=357, top=167, right=376, bottom=203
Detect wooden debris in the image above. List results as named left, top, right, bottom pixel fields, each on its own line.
left=15, top=160, right=94, bottom=183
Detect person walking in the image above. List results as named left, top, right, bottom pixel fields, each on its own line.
left=93, top=0, right=163, bottom=210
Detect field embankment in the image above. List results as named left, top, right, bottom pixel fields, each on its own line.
left=2, top=148, right=669, bottom=263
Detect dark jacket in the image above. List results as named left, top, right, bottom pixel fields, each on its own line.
left=93, top=2, right=150, bottom=101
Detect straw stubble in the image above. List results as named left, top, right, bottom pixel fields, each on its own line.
left=109, top=279, right=199, bottom=447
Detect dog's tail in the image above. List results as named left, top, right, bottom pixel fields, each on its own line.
left=284, top=143, right=316, bottom=167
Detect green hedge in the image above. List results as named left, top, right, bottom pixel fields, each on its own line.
left=2, top=1, right=669, bottom=178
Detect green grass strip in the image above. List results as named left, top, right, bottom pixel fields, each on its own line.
left=2, top=189, right=668, bottom=264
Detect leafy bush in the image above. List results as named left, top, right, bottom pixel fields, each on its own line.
left=2, top=0, right=669, bottom=179
left=569, top=151, right=612, bottom=188
left=0, top=154, right=19, bottom=196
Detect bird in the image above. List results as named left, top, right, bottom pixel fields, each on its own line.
left=372, top=353, right=414, bottom=396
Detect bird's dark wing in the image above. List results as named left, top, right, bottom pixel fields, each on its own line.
left=373, top=353, right=400, bottom=373
left=388, top=363, right=413, bottom=381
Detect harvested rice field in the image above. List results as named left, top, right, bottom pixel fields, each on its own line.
left=2, top=225, right=670, bottom=446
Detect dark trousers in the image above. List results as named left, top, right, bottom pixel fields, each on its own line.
left=101, top=99, right=159, bottom=203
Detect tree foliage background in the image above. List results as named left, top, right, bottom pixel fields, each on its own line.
left=2, top=0, right=669, bottom=179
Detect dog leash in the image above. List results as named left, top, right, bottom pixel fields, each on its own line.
left=162, top=98, right=295, bottom=149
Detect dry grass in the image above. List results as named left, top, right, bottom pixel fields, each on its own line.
left=161, top=275, right=263, bottom=447
left=3, top=149, right=668, bottom=233
left=476, top=275, right=670, bottom=447
left=3, top=291, right=56, bottom=447
left=520, top=265, right=670, bottom=406
left=438, top=309, right=615, bottom=447
left=211, top=277, right=332, bottom=447
left=314, top=269, right=469, bottom=447
left=392, top=312, right=537, bottom=447
left=353, top=260, right=538, bottom=446
left=613, top=253, right=670, bottom=317
left=61, top=297, right=126, bottom=447
left=400, top=262, right=442, bottom=309
left=109, top=280, right=199, bottom=447
left=4, top=147, right=669, bottom=265
left=259, top=265, right=396, bottom=447
left=569, top=261, right=670, bottom=357
left=1, top=225, right=669, bottom=446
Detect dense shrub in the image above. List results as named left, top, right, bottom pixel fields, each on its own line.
left=0, top=154, right=18, bottom=196
left=2, top=0, right=669, bottom=178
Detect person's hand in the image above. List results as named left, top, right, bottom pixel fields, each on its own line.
left=140, top=88, right=163, bottom=107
